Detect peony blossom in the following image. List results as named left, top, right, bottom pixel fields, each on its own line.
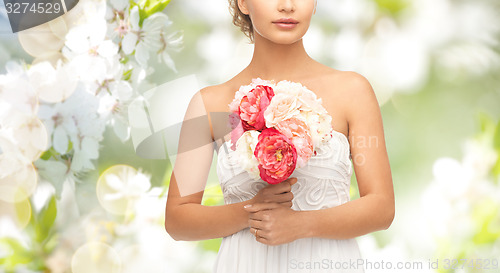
left=253, top=128, right=297, bottom=184
left=230, top=78, right=334, bottom=182
left=263, top=92, right=300, bottom=128
left=273, top=80, right=326, bottom=113
left=275, top=118, right=313, bottom=168
left=238, top=85, right=274, bottom=131
left=228, top=78, right=275, bottom=113
left=303, top=111, right=333, bottom=149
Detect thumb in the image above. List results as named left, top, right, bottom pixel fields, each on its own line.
left=288, top=177, right=298, bottom=186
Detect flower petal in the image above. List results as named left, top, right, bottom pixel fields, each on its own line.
left=122, top=33, right=137, bottom=55
left=53, top=126, right=68, bottom=154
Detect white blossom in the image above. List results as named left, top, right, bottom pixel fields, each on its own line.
left=122, top=6, right=181, bottom=70
left=235, top=130, right=261, bottom=179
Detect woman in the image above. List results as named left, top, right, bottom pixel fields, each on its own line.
left=165, top=0, right=394, bottom=272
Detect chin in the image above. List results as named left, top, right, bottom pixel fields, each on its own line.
left=260, top=29, right=308, bottom=45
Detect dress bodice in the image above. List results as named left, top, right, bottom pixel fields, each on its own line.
left=216, top=130, right=353, bottom=210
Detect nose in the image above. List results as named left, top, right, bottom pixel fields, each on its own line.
left=278, top=0, right=295, bottom=12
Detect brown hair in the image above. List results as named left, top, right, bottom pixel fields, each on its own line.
left=228, top=0, right=254, bottom=43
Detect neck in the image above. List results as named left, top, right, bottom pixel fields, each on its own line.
left=245, top=33, right=313, bottom=82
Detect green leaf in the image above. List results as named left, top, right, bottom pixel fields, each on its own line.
left=133, top=0, right=171, bottom=26
left=67, top=140, right=73, bottom=154
left=122, top=68, right=133, bottom=81
left=0, top=238, right=28, bottom=255
left=40, top=150, right=52, bottom=160
left=0, top=237, right=33, bottom=270
left=43, top=233, right=59, bottom=254
left=35, top=195, right=57, bottom=243
left=144, top=0, right=171, bottom=17
left=39, top=147, right=59, bottom=160
left=120, top=55, right=130, bottom=64
left=14, top=198, right=31, bottom=229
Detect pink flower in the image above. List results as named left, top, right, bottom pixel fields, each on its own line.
left=263, top=93, right=300, bottom=128
left=229, top=113, right=244, bottom=151
left=254, top=128, right=297, bottom=184
left=238, top=85, right=274, bottom=131
left=275, top=118, right=313, bottom=168
left=228, top=78, right=275, bottom=113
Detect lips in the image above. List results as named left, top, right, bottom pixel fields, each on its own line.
left=272, top=18, right=299, bottom=24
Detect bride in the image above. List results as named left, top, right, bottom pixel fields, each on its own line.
left=165, top=0, right=394, bottom=272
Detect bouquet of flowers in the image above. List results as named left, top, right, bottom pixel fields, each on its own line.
left=229, top=78, right=334, bottom=184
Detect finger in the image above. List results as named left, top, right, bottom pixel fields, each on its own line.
left=244, top=202, right=280, bottom=212
left=266, top=191, right=293, bottom=203
left=287, top=177, right=298, bottom=186
left=256, top=234, right=271, bottom=244
left=280, top=201, right=292, bottom=208
left=264, top=180, right=293, bottom=194
left=248, top=210, right=266, bottom=221
left=279, top=177, right=297, bottom=192
left=253, top=228, right=267, bottom=239
left=249, top=227, right=261, bottom=236
left=248, top=218, right=264, bottom=230
left=278, top=191, right=294, bottom=202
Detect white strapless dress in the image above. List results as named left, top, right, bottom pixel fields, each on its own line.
left=213, top=130, right=364, bottom=273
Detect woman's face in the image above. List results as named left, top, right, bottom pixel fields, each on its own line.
left=238, top=0, right=316, bottom=45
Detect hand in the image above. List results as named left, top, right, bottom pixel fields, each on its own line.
left=248, top=177, right=297, bottom=208
left=244, top=202, right=303, bottom=246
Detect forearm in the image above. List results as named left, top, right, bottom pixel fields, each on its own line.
left=166, top=200, right=252, bottom=241
left=299, top=193, right=394, bottom=240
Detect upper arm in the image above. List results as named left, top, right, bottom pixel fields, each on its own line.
left=166, top=88, right=215, bottom=209
left=343, top=72, right=393, bottom=199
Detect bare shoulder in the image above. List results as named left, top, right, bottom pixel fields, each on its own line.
left=197, top=82, right=235, bottom=113
left=198, top=84, right=223, bottom=109
left=320, top=69, right=379, bottom=119
left=196, top=81, right=239, bottom=142
left=318, top=68, right=375, bottom=100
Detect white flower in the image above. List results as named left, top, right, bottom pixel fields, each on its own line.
left=0, top=131, right=29, bottom=178
left=122, top=6, right=170, bottom=67
left=104, top=168, right=151, bottom=201
left=0, top=61, right=38, bottom=117
left=65, top=18, right=117, bottom=59
left=421, top=132, right=500, bottom=253
left=105, top=0, right=130, bottom=22
left=303, top=111, right=333, bottom=150
left=97, top=87, right=132, bottom=142
left=63, top=18, right=119, bottom=84
left=38, top=88, right=105, bottom=172
left=235, top=130, right=260, bottom=179
left=157, top=30, right=184, bottom=73
left=274, top=80, right=327, bottom=114
left=28, top=60, right=78, bottom=103
left=70, top=137, right=101, bottom=172
left=34, top=159, right=71, bottom=195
